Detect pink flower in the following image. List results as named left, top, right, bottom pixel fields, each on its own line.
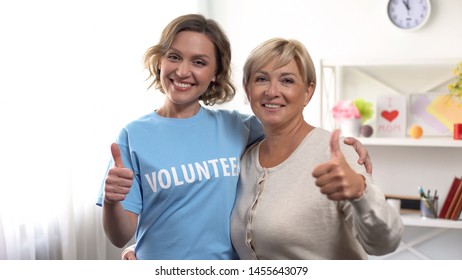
left=332, top=100, right=361, bottom=120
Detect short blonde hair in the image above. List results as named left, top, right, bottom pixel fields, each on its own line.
left=243, top=38, right=316, bottom=91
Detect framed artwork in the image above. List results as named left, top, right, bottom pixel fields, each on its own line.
left=408, top=93, right=462, bottom=136
left=376, top=95, right=407, bottom=137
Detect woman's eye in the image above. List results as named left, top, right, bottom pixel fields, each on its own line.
left=255, top=76, right=268, bottom=83
left=281, top=77, right=295, bottom=84
left=167, top=54, right=180, bottom=61
left=193, top=60, right=206, bottom=66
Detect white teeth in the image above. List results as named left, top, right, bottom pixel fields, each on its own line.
left=173, top=81, right=191, bottom=88
left=264, top=104, right=281, bottom=108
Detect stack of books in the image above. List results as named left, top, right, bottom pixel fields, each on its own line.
left=439, top=176, right=462, bottom=220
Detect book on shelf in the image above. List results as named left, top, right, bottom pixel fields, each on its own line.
left=450, top=184, right=462, bottom=220
left=439, top=176, right=461, bottom=219
left=444, top=178, right=462, bottom=220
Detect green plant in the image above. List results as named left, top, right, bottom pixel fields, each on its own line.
left=353, top=98, right=373, bottom=124
left=448, top=62, right=462, bottom=103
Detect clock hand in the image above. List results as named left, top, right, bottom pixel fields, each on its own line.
left=402, top=0, right=410, bottom=11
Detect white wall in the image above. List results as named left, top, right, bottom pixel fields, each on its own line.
left=205, top=0, right=462, bottom=126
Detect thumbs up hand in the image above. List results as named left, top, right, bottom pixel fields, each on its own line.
left=104, top=143, right=134, bottom=205
left=312, top=129, right=366, bottom=201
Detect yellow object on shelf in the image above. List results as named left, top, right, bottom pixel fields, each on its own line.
left=426, top=95, right=462, bottom=131
left=409, top=125, right=423, bottom=139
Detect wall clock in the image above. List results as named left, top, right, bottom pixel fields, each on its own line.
left=387, top=0, right=431, bottom=30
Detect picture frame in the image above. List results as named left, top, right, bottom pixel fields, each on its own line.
left=407, top=92, right=461, bottom=136
left=376, top=95, right=407, bottom=138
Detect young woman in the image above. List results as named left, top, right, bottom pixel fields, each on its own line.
left=97, top=14, right=264, bottom=260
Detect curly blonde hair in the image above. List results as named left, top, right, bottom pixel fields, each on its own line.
left=144, top=14, right=236, bottom=105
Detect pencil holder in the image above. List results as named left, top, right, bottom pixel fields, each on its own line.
left=420, top=197, right=438, bottom=218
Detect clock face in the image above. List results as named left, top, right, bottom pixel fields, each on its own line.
left=387, top=0, right=431, bottom=30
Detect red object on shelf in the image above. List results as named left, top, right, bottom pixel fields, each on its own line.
left=454, top=123, right=462, bottom=140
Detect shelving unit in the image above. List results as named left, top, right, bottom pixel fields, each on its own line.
left=358, top=137, right=462, bottom=148
left=320, top=58, right=462, bottom=259
left=401, top=214, right=462, bottom=229
left=319, top=58, right=461, bottom=132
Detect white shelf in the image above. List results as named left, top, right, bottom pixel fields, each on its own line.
left=358, top=137, right=462, bottom=148
left=321, top=58, right=460, bottom=67
left=401, top=214, right=462, bottom=229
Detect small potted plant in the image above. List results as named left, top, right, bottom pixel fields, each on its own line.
left=332, top=98, right=373, bottom=137
left=353, top=98, right=374, bottom=125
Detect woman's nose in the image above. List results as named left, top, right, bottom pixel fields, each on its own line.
left=176, top=61, right=191, bottom=78
left=265, top=81, right=279, bottom=97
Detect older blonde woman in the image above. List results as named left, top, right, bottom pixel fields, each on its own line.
left=230, top=38, right=403, bottom=260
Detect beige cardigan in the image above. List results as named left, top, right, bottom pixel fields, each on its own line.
left=231, top=128, right=404, bottom=260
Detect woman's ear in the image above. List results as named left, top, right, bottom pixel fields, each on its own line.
left=244, top=85, right=251, bottom=102
left=304, top=82, right=315, bottom=106
left=156, top=62, right=161, bottom=73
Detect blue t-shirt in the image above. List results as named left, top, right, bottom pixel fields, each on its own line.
left=97, top=107, right=263, bottom=259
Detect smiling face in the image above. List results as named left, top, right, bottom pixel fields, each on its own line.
left=246, top=57, right=314, bottom=130
left=158, top=31, right=217, bottom=117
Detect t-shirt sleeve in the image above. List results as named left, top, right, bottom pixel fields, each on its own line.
left=239, top=113, right=264, bottom=147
